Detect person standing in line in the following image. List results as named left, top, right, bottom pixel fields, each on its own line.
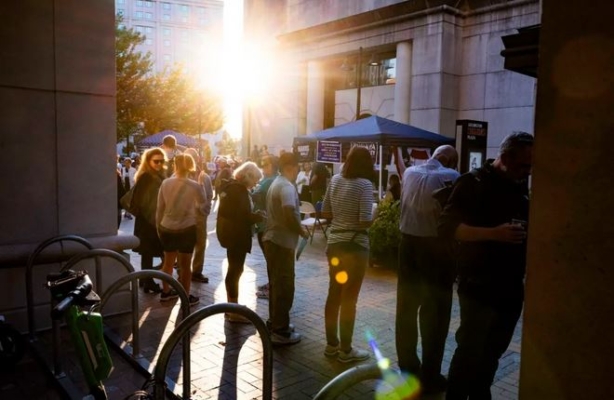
left=310, top=162, right=331, bottom=204
left=396, top=145, right=459, bottom=394
left=131, top=148, right=166, bottom=294
left=216, top=162, right=264, bottom=322
left=121, top=157, right=137, bottom=219
left=160, top=134, right=180, bottom=178
left=296, top=162, right=312, bottom=203
left=183, top=148, right=213, bottom=284
left=251, top=144, right=261, bottom=166
left=320, top=146, right=374, bottom=363
left=252, top=155, right=279, bottom=300
left=439, top=132, right=533, bottom=400
left=262, top=153, right=309, bottom=345
left=156, top=154, right=207, bottom=306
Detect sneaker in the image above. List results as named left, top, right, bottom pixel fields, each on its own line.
left=324, top=344, right=339, bottom=358
left=421, top=374, right=448, bottom=394
left=160, top=290, right=178, bottom=302
left=188, top=294, right=200, bottom=306
left=191, top=273, right=209, bottom=283
left=225, top=313, right=251, bottom=324
left=257, top=283, right=269, bottom=291
left=338, top=348, right=370, bottom=363
left=271, top=331, right=302, bottom=346
left=256, top=289, right=269, bottom=299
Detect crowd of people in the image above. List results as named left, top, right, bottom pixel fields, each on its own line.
left=116, top=131, right=534, bottom=398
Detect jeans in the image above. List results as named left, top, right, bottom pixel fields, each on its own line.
left=325, top=242, right=368, bottom=352
left=225, top=247, right=247, bottom=300
left=446, top=280, right=524, bottom=400
left=396, top=234, right=456, bottom=380
left=263, top=241, right=296, bottom=334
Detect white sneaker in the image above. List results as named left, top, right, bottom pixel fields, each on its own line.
left=337, top=348, right=370, bottom=363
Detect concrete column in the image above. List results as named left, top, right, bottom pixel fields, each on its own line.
left=393, top=41, right=412, bottom=124
left=520, top=1, right=614, bottom=399
left=306, top=60, right=325, bottom=134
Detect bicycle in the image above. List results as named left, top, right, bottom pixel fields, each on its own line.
left=47, top=269, right=153, bottom=400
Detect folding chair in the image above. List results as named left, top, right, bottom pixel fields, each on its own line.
left=299, top=201, right=328, bottom=243
left=314, top=201, right=330, bottom=238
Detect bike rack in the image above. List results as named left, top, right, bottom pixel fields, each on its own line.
left=100, top=269, right=191, bottom=400
left=313, top=363, right=382, bottom=400
left=26, top=234, right=94, bottom=342
left=152, top=302, right=274, bottom=400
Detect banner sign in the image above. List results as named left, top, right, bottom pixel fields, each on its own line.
left=316, top=141, right=342, bottom=163
left=350, top=141, right=378, bottom=163
left=296, top=144, right=311, bottom=159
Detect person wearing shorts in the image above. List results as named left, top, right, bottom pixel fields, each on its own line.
left=156, top=153, right=207, bottom=306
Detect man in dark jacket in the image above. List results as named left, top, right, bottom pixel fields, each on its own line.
left=438, top=132, right=533, bottom=400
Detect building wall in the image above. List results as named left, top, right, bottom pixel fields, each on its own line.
left=115, top=0, right=223, bottom=74
left=251, top=0, right=540, bottom=154
left=0, top=0, right=137, bottom=332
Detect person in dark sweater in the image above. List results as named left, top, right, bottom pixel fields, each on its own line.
left=438, top=132, right=533, bottom=400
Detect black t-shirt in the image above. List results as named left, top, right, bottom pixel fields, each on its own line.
left=311, top=163, right=330, bottom=190
left=438, top=161, right=529, bottom=285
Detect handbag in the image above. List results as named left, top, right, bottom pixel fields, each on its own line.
left=119, top=186, right=138, bottom=215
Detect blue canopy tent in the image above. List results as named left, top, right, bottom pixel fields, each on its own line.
left=137, top=130, right=199, bottom=148
left=293, top=116, right=455, bottom=197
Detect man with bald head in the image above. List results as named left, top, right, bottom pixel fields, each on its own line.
left=396, top=144, right=460, bottom=394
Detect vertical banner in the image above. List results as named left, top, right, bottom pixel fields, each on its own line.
left=350, top=142, right=378, bottom=163
left=316, top=141, right=342, bottom=163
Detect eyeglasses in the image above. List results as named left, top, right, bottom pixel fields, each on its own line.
left=152, top=159, right=165, bottom=165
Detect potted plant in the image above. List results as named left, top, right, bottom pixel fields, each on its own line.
left=369, top=200, right=401, bottom=268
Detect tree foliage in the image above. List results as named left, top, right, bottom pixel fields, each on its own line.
left=115, top=15, right=225, bottom=145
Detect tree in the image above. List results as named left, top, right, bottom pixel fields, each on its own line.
left=115, top=15, right=153, bottom=147
left=115, top=14, right=225, bottom=146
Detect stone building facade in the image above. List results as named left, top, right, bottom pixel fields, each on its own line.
left=245, top=0, right=540, bottom=158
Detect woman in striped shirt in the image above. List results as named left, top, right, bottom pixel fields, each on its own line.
left=321, top=146, right=374, bottom=363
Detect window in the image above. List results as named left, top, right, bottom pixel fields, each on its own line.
left=135, top=11, right=143, bottom=19
left=117, top=0, right=125, bottom=4
left=144, top=0, right=153, bottom=8
left=145, top=38, right=153, bottom=45
left=162, top=2, right=171, bottom=10
left=164, top=39, right=171, bottom=46
left=163, top=28, right=171, bottom=36
left=145, top=27, right=153, bottom=34
left=163, top=14, right=170, bottom=20
left=135, top=26, right=145, bottom=34
left=145, top=12, right=152, bottom=19
left=180, top=5, right=189, bottom=13
left=136, top=0, right=143, bottom=7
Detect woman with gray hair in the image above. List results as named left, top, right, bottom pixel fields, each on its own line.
left=216, top=161, right=264, bottom=322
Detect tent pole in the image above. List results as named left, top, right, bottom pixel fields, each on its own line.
left=378, top=145, right=383, bottom=199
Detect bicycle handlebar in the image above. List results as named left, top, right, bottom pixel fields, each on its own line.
left=51, top=274, right=93, bottom=319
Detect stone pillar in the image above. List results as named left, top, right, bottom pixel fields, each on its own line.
left=306, top=60, right=325, bottom=134
left=393, top=41, right=412, bottom=124
left=519, top=1, right=614, bottom=399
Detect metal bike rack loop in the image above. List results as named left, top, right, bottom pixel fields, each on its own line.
left=152, top=303, right=274, bottom=400
left=26, top=235, right=93, bottom=342
left=313, top=363, right=382, bottom=400
left=100, top=269, right=191, bottom=400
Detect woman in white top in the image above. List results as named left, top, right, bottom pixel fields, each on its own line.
left=156, top=154, right=207, bottom=305
left=296, top=162, right=312, bottom=202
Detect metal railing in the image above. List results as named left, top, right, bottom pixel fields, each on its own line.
left=99, top=269, right=191, bottom=400
left=152, top=302, right=274, bottom=400
left=313, top=363, right=382, bottom=400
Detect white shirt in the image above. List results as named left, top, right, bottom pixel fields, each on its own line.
left=399, top=158, right=460, bottom=237
left=296, top=170, right=311, bottom=194
left=121, top=166, right=137, bottom=187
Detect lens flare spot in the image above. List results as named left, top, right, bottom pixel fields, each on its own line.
left=375, top=372, right=421, bottom=400
left=330, top=257, right=340, bottom=267
left=335, top=270, right=348, bottom=284
left=377, top=357, right=391, bottom=370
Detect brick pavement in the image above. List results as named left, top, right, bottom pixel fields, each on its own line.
left=107, top=204, right=522, bottom=400
left=1, top=205, right=522, bottom=399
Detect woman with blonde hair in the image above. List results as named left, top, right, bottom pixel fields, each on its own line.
left=156, top=154, right=207, bottom=305
left=216, top=161, right=264, bottom=322
left=132, top=148, right=166, bottom=294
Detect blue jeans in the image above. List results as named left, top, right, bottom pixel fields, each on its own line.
left=325, top=242, right=368, bottom=352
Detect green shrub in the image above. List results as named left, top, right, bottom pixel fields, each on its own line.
left=369, top=200, right=401, bottom=256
